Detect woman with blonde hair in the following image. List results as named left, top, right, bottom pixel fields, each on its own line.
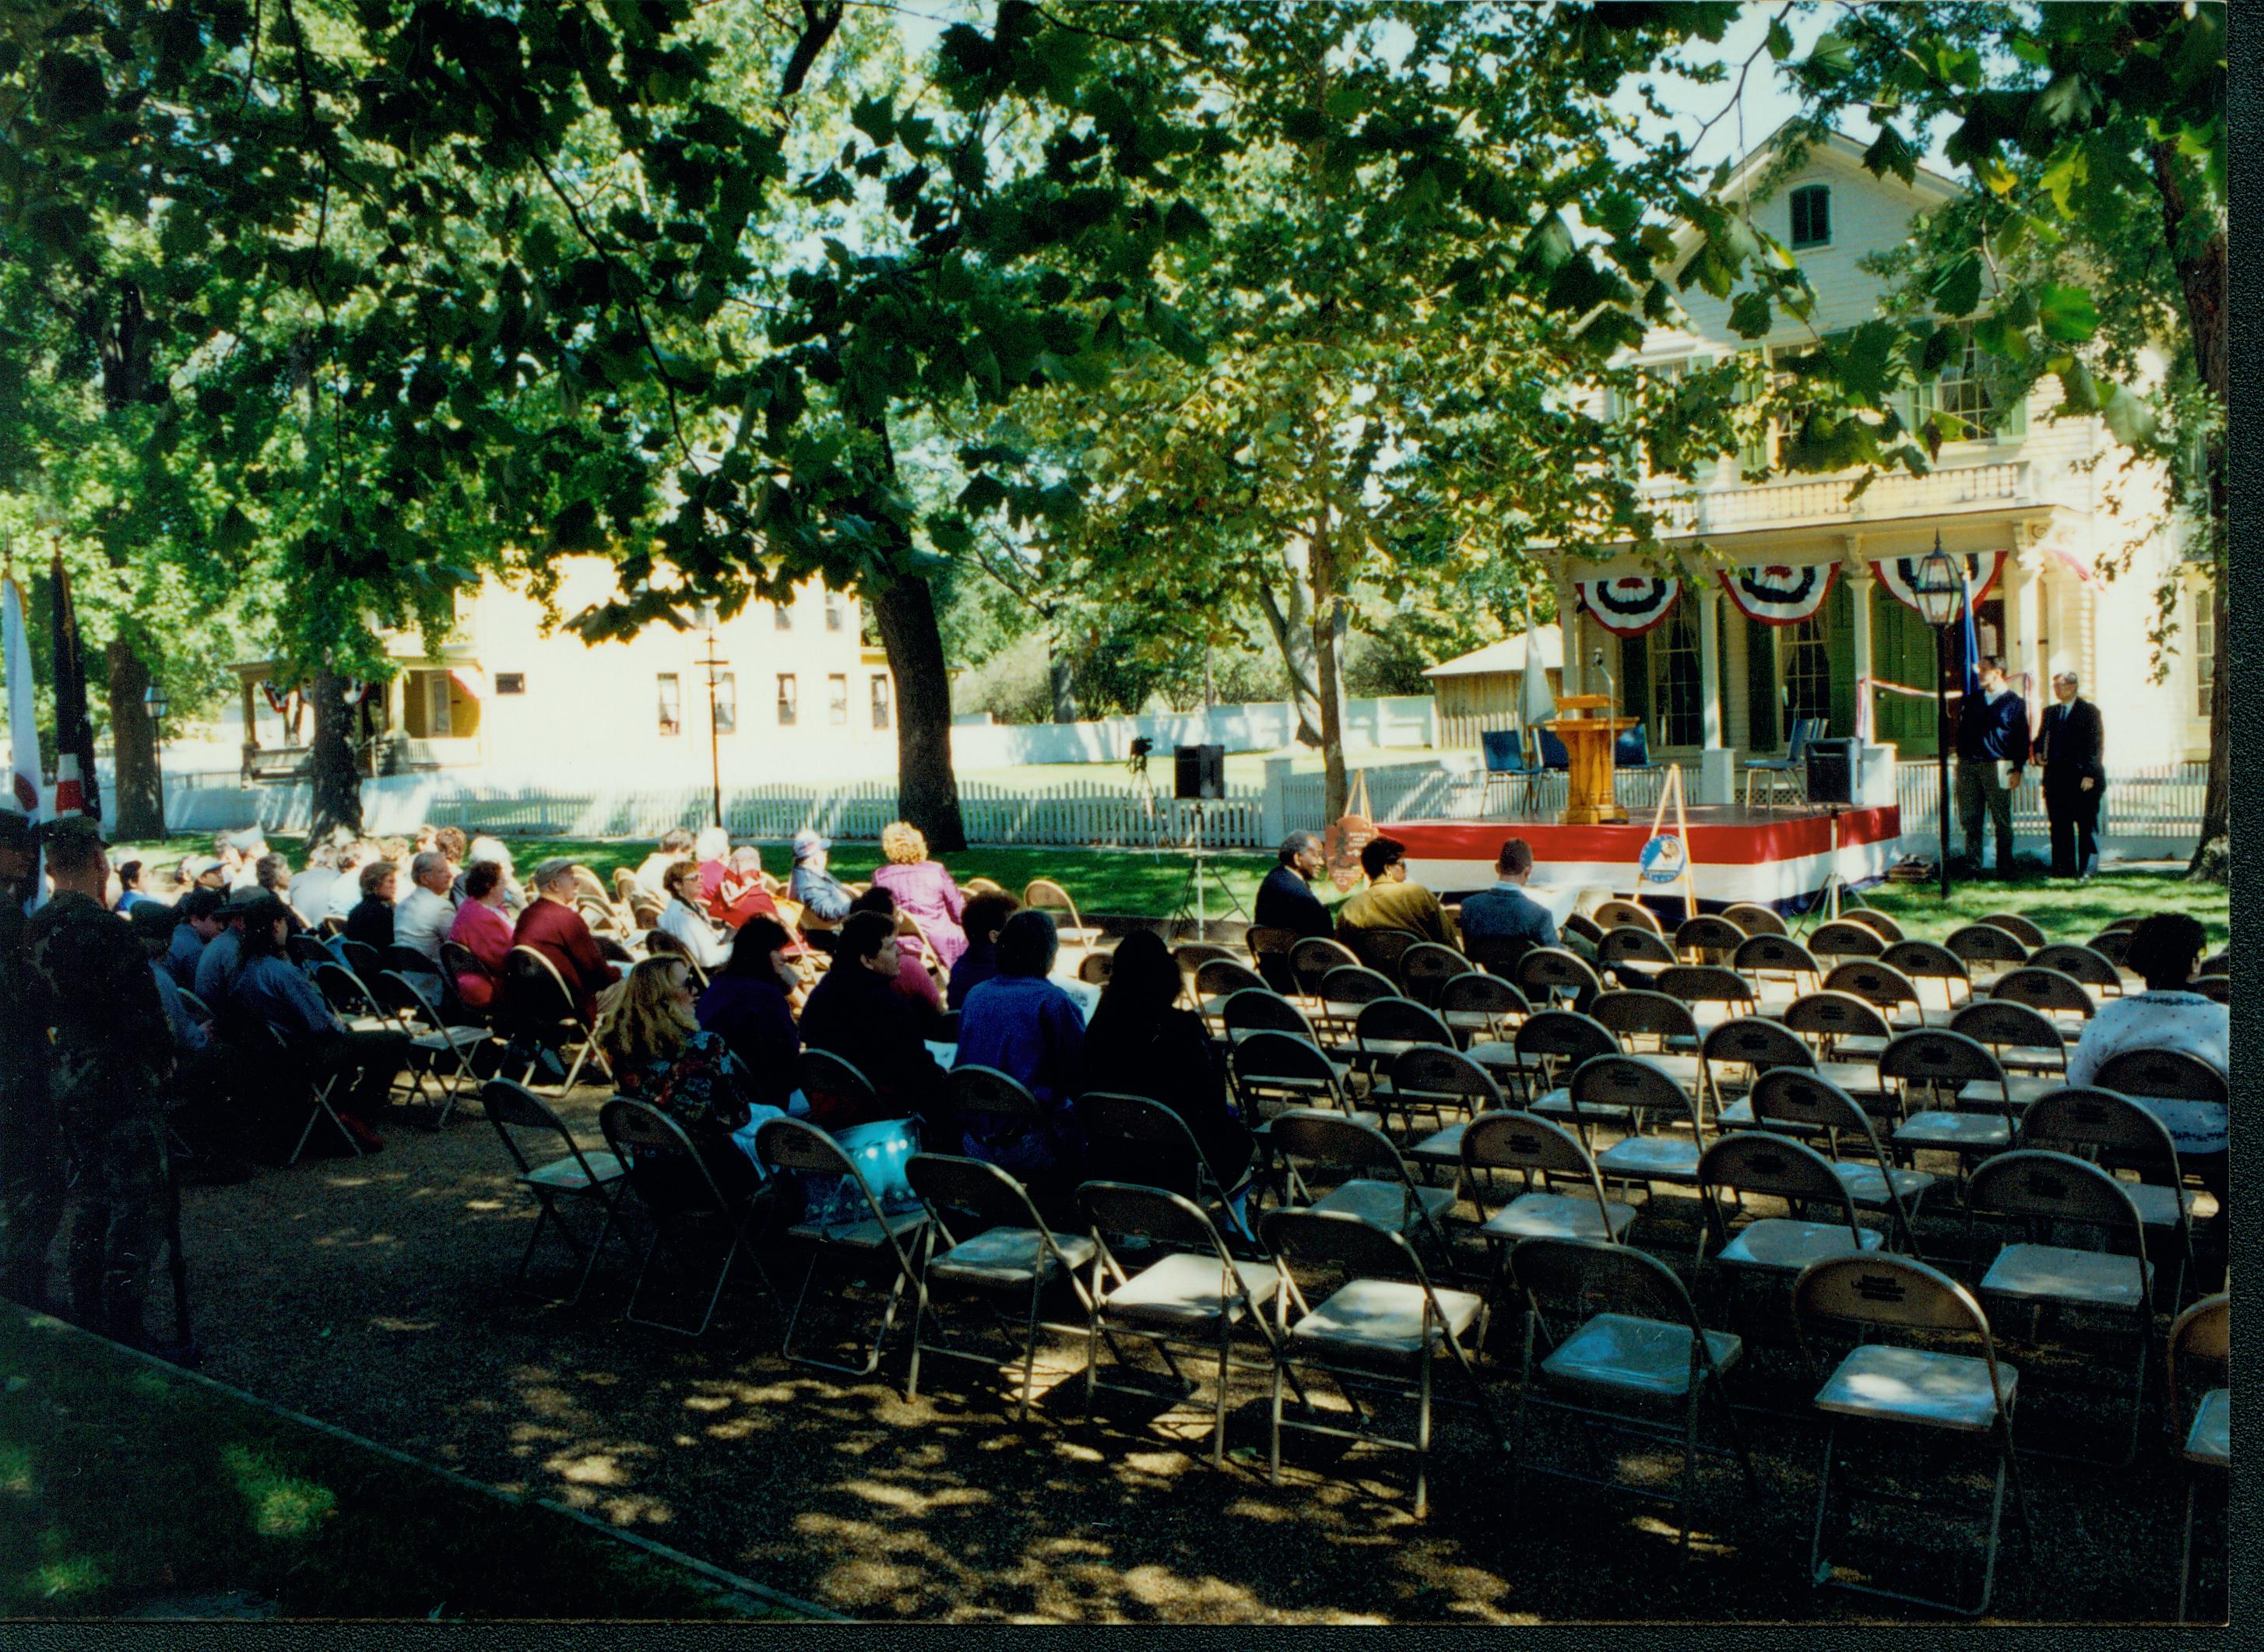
left=598, top=954, right=761, bottom=1198
left=871, top=820, right=967, bottom=970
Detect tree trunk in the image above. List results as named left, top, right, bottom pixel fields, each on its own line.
left=1309, top=534, right=1350, bottom=822
left=308, top=669, right=362, bottom=844
left=871, top=574, right=968, bottom=852
left=104, top=638, right=165, bottom=839
left=1046, top=637, right=1078, bottom=723
left=1256, top=554, right=1326, bottom=747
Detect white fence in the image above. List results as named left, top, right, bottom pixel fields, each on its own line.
left=948, top=695, right=1436, bottom=768
left=1893, top=758, right=2207, bottom=856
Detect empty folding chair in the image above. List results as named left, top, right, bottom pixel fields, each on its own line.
left=1513, top=946, right=1605, bottom=1015
left=1743, top=715, right=1819, bottom=808
left=1461, top=1112, right=1636, bottom=1247
left=1593, top=898, right=1664, bottom=935
left=795, top=1049, right=884, bottom=1132
left=1078, top=1091, right=1254, bottom=1243
left=310, top=960, right=390, bottom=1032
left=1807, top=919, right=1885, bottom=962
left=1746, top=1069, right=1932, bottom=1253
left=1881, top=1028, right=2020, bottom=1166
left=1501, top=1007, right=1620, bottom=1117
left=1843, top=909, right=1904, bottom=944
left=1792, top=1253, right=2028, bottom=1617
left=288, top=932, right=335, bottom=971
left=334, top=936, right=386, bottom=986
left=902, top=1153, right=1096, bottom=1420
left=1354, top=996, right=1455, bottom=1121
left=504, top=945, right=606, bottom=1094
left=2083, top=928, right=2133, bottom=968
left=1946, top=923, right=2031, bottom=977
left=1949, top=999, right=2069, bottom=1078
left=1078, top=1180, right=1301, bottom=1467
left=1698, top=1133, right=1885, bottom=1301
left=2020, top=1087, right=2197, bottom=1308
left=755, top=1116, right=928, bottom=1377
left=1219, top=987, right=1322, bottom=1049
left=1598, top=925, right=1678, bottom=975
left=1267, top=1109, right=1455, bottom=1254
left=1570, top=1053, right=1707, bottom=1200
left=1883, top=940, right=1974, bottom=1013
left=1703, top=1014, right=1817, bottom=1130
left=2189, top=973, right=2230, bottom=1004
left=1348, top=926, right=1423, bottom=981
left=1964, top=1150, right=2154, bottom=1466
left=1397, top=940, right=1469, bottom=1007
left=1562, top=912, right=1605, bottom=947
left=1731, top=933, right=1823, bottom=1004
left=2167, top=1293, right=2230, bottom=1623
left=1193, top=958, right=1267, bottom=1029
left=1977, top=911, right=2048, bottom=949
left=1436, top=970, right=1528, bottom=1047
left=1229, top=1029, right=1362, bottom=1126
left=1721, top=902, right=1789, bottom=938
left=599, top=1097, right=775, bottom=1338
left=482, top=1079, right=626, bottom=1303
left=1288, top=936, right=1362, bottom=1001
left=1672, top=914, right=1745, bottom=965
left=1261, top=1207, right=1499, bottom=1519
left=1024, top=878, right=1101, bottom=954
left=1988, top=965, right=2097, bottom=1026
left=1506, top=1234, right=1755, bottom=1553
left=1173, top=941, right=1240, bottom=979
left=1391, top=1047, right=1506, bottom=1178
left=1246, top=924, right=1303, bottom=995
left=375, top=968, right=492, bottom=1126
left=1654, top=965, right=1758, bottom=1035
left=1823, top=959, right=1930, bottom=1033
left=2028, top=943, right=2122, bottom=997
left=1077, top=948, right=1115, bottom=986
left=1316, top=964, right=1398, bottom=1038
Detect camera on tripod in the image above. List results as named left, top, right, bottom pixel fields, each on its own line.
left=1126, top=735, right=1153, bottom=783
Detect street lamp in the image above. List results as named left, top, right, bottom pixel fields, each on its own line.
left=142, top=683, right=171, bottom=829
left=1910, top=534, right=1963, bottom=901
left=694, top=604, right=728, bottom=831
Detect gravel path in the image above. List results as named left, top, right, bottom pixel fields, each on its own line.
left=170, top=1088, right=2204, bottom=1623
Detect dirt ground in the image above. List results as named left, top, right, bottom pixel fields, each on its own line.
left=155, top=1086, right=2215, bottom=1624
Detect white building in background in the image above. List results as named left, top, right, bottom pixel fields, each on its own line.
left=229, top=556, right=898, bottom=786
left=1507, top=125, right=2210, bottom=804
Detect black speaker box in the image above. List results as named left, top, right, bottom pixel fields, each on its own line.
left=1174, top=743, right=1225, bottom=801
left=1805, top=737, right=1860, bottom=806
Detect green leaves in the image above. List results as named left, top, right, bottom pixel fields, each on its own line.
left=1728, top=292, right=1772, bottom=339
left=2101, top=381, right=2157, bottom=448
left=850, top=93, right=895, bottom=147
left=1929, top=255, right=1983, bottom=318
left=2034, top=283, right=2097, bottom=343
left=34, top=51, right=106, bottom=122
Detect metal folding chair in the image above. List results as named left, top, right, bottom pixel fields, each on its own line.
left=1078, top=1090, right=1255, bottom=1243
left=755, top=1116, right=927, bottom=1377
left=2167, top=1293, right=2230, bottom=1622
left=481, top=1079, right=625, bottom=1303
left=599, top=1097, right=775, bottom=1338
left=376, top=968, right=491, bottom=1126
left=1792, top=1253, right=2030, bottom=1617
left=904, top=1152, right=1096, bottom=1419
left=2020, top=1086, right=2195, bottom=1309
left=1267, top=1109, right=1455, bottom=1256
left=1262, top=1206, right=1501, bottom=1519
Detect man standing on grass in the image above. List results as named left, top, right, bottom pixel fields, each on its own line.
left=1954, top=655, right=2030, bottom=879
left=2038, top=671, right=2105, bottom=880
left=26, top=817, right=175, bottom=1349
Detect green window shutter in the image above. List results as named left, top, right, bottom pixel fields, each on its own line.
left=1825, top=580, right=1857, bottom=736
left=1622, top=631, right=1651, bottom=735
left=1744, top=617, right=1778, bottom=751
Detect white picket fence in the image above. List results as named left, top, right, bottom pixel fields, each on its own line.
left=1893, top=758, right=2207, bottom=851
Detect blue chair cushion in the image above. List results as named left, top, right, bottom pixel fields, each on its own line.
left=1614, top=724, right=1654, bottom=768
left=1481, top=730, right=1530, bottom=774
left=1537, top=728, right=1570, bottom=770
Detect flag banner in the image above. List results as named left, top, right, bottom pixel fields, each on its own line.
left=1718, top=562, right=1837, bottom=625
left=48, top=554, right=99, bottom=820
left=1871, top=550, right=2005, bottom=614
left=1577, top=575, right=1680, bottom=637
left=3, top=571, right=42, bottom=818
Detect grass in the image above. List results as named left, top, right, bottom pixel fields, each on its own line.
left=107, top=831, right=2222, bottom=943
left=0, top=1305, right=799, bottom=1620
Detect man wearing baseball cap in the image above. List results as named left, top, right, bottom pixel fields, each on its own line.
left=788, top=828, right=851, bottom=952
left=0, top=807, right=62, bottom=1310
left=193, top=883, right=262, bottom=1007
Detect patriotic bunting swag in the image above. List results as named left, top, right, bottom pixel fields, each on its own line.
left=1577, top=575, right=1680, bottom=637
left=1870, top=550, right=2005, bottom=615
left=1717, top=563, right=1838, bottom=625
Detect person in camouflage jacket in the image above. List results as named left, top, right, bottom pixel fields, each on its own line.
left=25, top=817, right=174, bottom=1347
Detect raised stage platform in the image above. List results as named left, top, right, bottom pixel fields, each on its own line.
left=1393, top=803, right=1900, bottom=915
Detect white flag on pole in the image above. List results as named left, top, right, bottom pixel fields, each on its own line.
left=1518, top=609, right=1556, bottom=740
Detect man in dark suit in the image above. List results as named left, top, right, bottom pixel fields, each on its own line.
left=2038, top=670, right=2105, bottom=880
left=1254, top=831, right=1332, bottom=939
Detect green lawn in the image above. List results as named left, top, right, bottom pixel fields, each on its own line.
left=110, top=829, right=2224, bottom=945
left=0, top=1305, right=798, bottom=1619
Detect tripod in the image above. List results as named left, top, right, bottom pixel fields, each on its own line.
left=1796, top=803, right=1880, bottom=933
left=1170, top=800, right=1248, bottom=940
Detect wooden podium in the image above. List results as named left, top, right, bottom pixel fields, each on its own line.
left=1545, top=694, right=1638, bottom=825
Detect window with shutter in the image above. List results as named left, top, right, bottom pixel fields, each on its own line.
left=1789, top=185, right=1830, bottom=249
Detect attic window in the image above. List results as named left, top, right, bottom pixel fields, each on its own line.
left=1789, top=185, right=1831, bottom=250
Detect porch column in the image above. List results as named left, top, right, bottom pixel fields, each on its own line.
left=1555, top=563, right=1582, bottom=697
left=2005, top=537, right=2044, bottom=703
left=1696, top=585, right=1732, bottom=804
left=1848, top=562, right=1876, bottom=736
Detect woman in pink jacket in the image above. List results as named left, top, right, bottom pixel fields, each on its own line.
left=447, top=860, right=516, bottom=1008
left=870, top=821, right=967, bottom=971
